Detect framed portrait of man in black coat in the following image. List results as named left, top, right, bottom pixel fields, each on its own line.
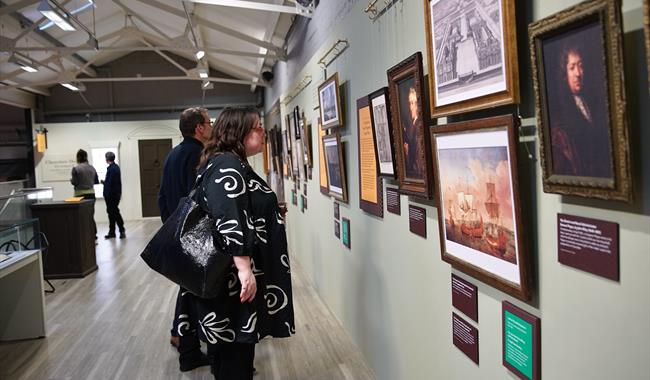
left=529, top=0, right=632, bottom=202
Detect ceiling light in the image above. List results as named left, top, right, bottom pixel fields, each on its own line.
left=38, top=0, right=76, bottom=31
left=61, top=82, right=85, bottom=91
left=10, top=55, right=38, bottom=73
left=202, top=80, right=213, bottom=90
left=198, top=67, right=209, bottom=79
left=195, top=50, right=205, bottom=60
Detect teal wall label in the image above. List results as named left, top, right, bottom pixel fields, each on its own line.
left=502, top=301, right=541, bottom=380
left=341, top=217, right=350, bottom=248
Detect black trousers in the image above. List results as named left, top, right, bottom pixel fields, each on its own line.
left=80, top=193, right=96, bottom=237
left=208, top=342, right=255, bottom=380
left=105, top=196, right=125, bottom=234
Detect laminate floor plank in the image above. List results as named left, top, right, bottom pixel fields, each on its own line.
left=0, top=219, right=375, bottom=380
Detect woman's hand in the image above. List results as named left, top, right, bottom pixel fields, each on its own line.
left=233, top=256, right=257, bottom=303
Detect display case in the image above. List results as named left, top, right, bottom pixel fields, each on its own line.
left=0, top=218, right=41, bottom=259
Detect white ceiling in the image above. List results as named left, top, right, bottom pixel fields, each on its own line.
left=0, top=0, right=304, bottom=96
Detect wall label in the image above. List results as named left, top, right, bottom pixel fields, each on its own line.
left=557, top=213, right=619, bottom=281
left=502, top=301, right=540, bottom=380
left=452, top=312, right=479, bottom=364
left=386, top=187, right=400, bottom=215
left=408, top=205, right=426, bottom=238
left=451, top=274, right=478, bottom=322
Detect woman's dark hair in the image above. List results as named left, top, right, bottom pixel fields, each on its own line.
left=200, top=106, right=260, bottom=166
left=76, top=149, right=88, bottom=163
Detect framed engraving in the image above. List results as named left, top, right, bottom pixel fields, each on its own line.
left=423, top=0, right=520, bottom=117
left=369, top=87, right=397, bottom=177
left=323, top=133, right=348, bottom=203
left=318, top=72, right=344, bottom=129
left=529, top=0, right=631, bottom=202
left=387, top=52, right=434, bottom=199
left=431, top=115, right=531, bottom=300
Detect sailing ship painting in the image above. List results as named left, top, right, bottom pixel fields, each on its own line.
left=438, top=146, right=517, bottom=264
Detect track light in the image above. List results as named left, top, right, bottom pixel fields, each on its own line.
left=38, top=0, right=76, bottom=31
left=202, top=80, right=213, bottom=90
left=198, top=67, right=209, bottom=79
left=61, top=82, right=85, bottom=91
left=195, top=50, right=205, bottom=60
left=10, top=55, right=38, bottom=73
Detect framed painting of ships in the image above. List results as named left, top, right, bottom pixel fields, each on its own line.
left=430, top=115, right=531, bottom=300
left=423, top=0, right=519, bottom=118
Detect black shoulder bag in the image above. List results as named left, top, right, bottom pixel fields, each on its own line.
left=140, top=163, right=231, bottom=298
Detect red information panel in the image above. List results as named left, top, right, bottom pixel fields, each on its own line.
left=557, top=213, right=619, bottom=281
left=452, top=312, right=479, bottom=364
left=386, top=187, right=401, bottom=215
left=452, top=274, right=478, bottom=322
left=408, top=205, right=426, bottom=238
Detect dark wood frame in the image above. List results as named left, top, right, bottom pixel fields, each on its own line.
left=387, top=52, right=434, bottom=199
left=318, top=118, right=329, bottom=194
left=287, top=112, right=299, bottom=178
left=502, top=301, right=541, bottom=380
left=318, top=72, right=344, bottom=129
left=529, top=0, right=631, bottom=202
left=301, top=114, right=313, bottom=169
left=368, top=87, right=397, bottom=178
left=430, top=115, right=531, bottom=301
left=356, top=96, right=384, bottom=217
left=423, top=0, right=520, bottom=118
left=645, top=0, right=650, bottom=92
left=323, top=133, right=348, bottom=203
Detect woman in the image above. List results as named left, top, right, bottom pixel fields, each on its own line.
left=194, top=107, right=295, bottom=379
left=70, top=149, right=99, bottom=239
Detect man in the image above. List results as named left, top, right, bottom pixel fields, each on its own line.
left=403, top=87, right=424, bottom=178
left=550, top=45, right=612, bottom=179
left=103, top=151, right=125, bottom=239
left=158, top=107, right=212, bottom=372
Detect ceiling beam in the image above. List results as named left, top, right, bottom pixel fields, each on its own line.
left=0, top=0, right=37, bottom=17
left=140, top=38, right=188, bottom=75
left=9, top=44, right=283, bottom=60
left=186, top=0, right=313, bottom=17
left=137, top=0, right=286, bottom=57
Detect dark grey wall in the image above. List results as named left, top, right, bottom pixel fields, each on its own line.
left=0, top=103, right=34, bottom=184
left=37, top=51, right=262, bottom=123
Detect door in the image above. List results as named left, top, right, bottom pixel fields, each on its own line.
left=138, top=139, right=172, bottom=217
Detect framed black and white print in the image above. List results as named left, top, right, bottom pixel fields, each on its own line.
left=423, top=0, right=520, bottom=117
left=323, top=133, right=348, bottom=203
left=318, top=72, right=344, bottom=129
left=369, top=87, right=397, bottom=177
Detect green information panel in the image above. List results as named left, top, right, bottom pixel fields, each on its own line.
left=505, top=311, right=533, bottom=378
left=502, top=301, right=540, bottom=380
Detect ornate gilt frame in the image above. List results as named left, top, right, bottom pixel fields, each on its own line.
left=529, top=0, right=631, bottom=202
left=386, top=52, right=434, bottom=199
left=423, top=0, right=520, bottom=118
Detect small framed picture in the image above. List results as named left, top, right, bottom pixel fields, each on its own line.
left=387, top=52, right=434, bottom=199
left=529, top=0, right=631, bottom=202
left=318, top=72, right=344, bottom=129
left=369, top=87, right=397, bottom=177
left=423, top=0, right=520, bottom=117
left=431, top=115, right=531, bottom=300
left=323, top=133, right=348, bottom=203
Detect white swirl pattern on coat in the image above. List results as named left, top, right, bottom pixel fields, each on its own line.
left=280, top=254, right=291, bottom=274
left=241, top=312, right=257, bottom=333
left=215, top=218, right=243, bottom=246
left=285, top=322, right=295, bottom=335
left=248, top=179, right=272, bottom=193
left=251, top=258, right=264, bottom=276
left=199, top=313, right=235, bottom=343
left=177, top=314, right=190, bottom=336
left=276, top=211, right=285, bottom=225
left=215, top=168, right=245, bottom=198
left=264, top=285, right=288, bottom=315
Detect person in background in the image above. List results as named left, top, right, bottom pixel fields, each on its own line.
left=70, top=149, right=99, bottom=239
left=194, top=106, right=295, bottom=379
left=102, top=151, right=125, bottom=239
left=158, top=107, right=212, bottom=372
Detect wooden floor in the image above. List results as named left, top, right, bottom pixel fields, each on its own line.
left=0, top=220, right=375, bottom=380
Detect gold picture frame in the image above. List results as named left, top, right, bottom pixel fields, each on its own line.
left=529, top=0, right=631, bottom=202
left=423, top=0, right=520, bottom=118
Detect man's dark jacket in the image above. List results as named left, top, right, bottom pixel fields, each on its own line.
left=103, top=162, right=122, bottom=199
left=158, top=137, right=203, bottom=222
